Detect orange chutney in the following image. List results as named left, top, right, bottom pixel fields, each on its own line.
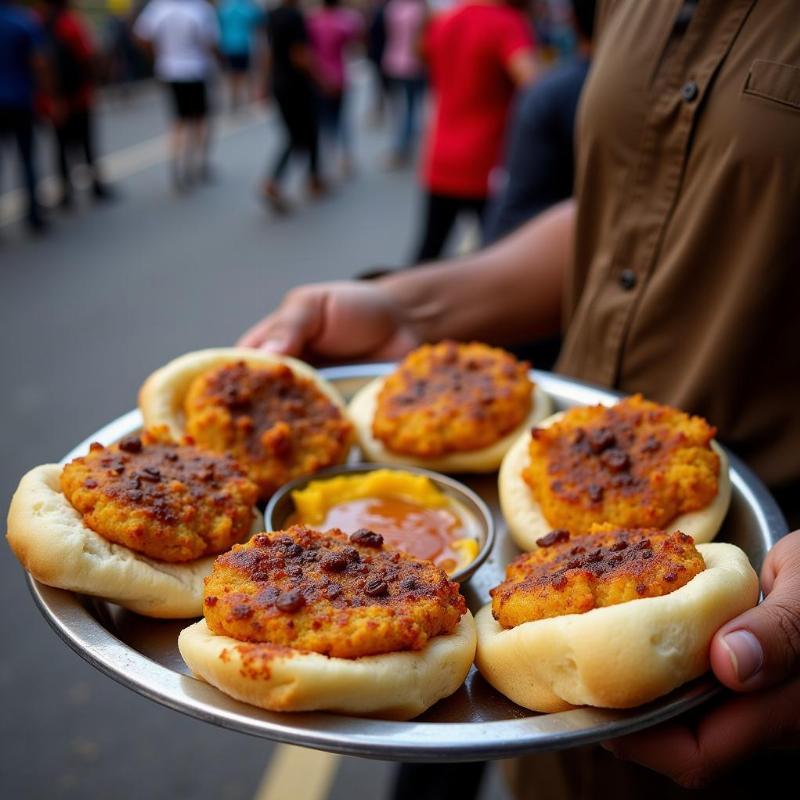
left=287, top=470, right=479, bottom=574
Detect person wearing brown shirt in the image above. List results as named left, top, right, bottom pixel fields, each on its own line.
left=238, top=0, right=800, bottom=791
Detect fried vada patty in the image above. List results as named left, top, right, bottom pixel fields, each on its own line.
left=184, top=361, right=353, bottom=499
left=524, top=395, right=720, bottom=533
left=372, top=341, right=534, bottom=457
left=60, top=429, right=259, bottom=562
left=491, top=524, right=705, bottom=628
left=204, top=525, right=467, bottom=658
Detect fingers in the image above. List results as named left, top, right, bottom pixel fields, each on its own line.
left=604, top=675, right=800, bottom=788
left=710, top=530, right=800, bottom=691
left=236, top=288, right=325, bottom=356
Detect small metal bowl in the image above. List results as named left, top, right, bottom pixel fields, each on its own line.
left=264, top=463, right=495, bottom=584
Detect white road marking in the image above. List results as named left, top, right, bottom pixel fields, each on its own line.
left=0, top=105, right=268, bottom=227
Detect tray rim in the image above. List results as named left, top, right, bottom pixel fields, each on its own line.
left=25, top=366, right=789, bottom=762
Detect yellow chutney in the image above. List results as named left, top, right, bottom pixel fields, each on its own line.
left=288, top=469, right=480, bottom=575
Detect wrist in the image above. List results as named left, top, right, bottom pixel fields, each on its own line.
left=378, top=268, right=453, bottom=344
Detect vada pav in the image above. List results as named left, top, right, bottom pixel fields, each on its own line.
left=475, top=524, right=759, bottom=712
left=499, top=395, right=731, bottom=550
left=178, top=525, right=477, bottom=719
left=139, top=348, right=353, bottom=500
left=6, top=429, right=260, bottom=617
left=349, top=341, right=553, bottom=473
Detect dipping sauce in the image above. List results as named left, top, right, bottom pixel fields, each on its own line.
left=287, top=469, right=480, bottom=575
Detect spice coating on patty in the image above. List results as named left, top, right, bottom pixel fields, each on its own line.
left=372, top=341, right=534, bottom=457
left=60, top=429, right=258, bottom=562
left=523, top=395, right=719, bottom=533
left=491, top=524, right=705, bottom=628
left=203, top=525, right=467, bottom=658
left=184, top=361, right=352, bottom=500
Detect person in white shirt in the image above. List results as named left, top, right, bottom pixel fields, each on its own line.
left=134, top=0, right=219, bottom=190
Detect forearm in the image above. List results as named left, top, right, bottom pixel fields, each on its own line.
left=380, top=199, right=574, bottom=345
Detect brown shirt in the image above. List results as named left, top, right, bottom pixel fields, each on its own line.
left=557, top=0, right=800, bottom=491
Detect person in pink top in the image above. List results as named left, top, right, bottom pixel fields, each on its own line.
left=308, top=0, right=362, bottom=177
left=381, top=0, right=427, bottom=166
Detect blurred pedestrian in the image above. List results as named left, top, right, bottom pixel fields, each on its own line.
left=262, top=0, right=324, bottom=213
left=0, top=0, right=48, bottom=233
left=134, top=0, right=220, bottom=192
left=217, top=0, right=265, bottom=111
left=382, top=0, right=427, bottom=167
left=104, top=0, right=139, bottom=91
left=483, top=0, right=594, bottom=244
left=413, top=0, right=536, bottom=262
left=308, top=0, right=363, bottom=178
left=365, top=0, right=389, bottom=124
left=39, top=0, right=114, bottom=209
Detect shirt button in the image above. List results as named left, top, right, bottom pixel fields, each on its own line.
left=681, top=80, right=699, bottom=102
left=619, top=269, right=637, bottom=290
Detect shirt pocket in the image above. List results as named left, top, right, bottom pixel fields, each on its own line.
left=742, top=59, right=800, bottom=110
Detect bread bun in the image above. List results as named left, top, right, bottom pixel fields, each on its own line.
left=349, top=378, right=553, bottom=473
left=6, top=463, right=259, bottom=618
left=178, top=611, right=477, bottom=720
left=499, top=411, right=732, bottom=550
left=139, top=347, right=348, bottom=438
left=474, top=542, right=758, bottom=712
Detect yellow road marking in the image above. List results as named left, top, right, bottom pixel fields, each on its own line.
left=253, top=745, right=340, bottom=800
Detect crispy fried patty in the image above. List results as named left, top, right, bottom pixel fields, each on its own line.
left=491, top=523, right=705, bottom=628
left=524, top=395, right=720, bottom=533
left=372, top=341, right=533, bottom=458
left=184, top=361, right=352, bottom=500
left=60, top=429, right=258, bottom=562
left=204, top=525, right=467, bottom=658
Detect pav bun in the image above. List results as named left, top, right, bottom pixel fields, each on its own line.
left=349, top=378, right=553, bottom=474
left=499, top=410, right=731, bottom=551
left=475, top=542, right=758, bottom=712
left=6, top=463, right=259, bottom=618
left=178, top=611, right=477, bottom=720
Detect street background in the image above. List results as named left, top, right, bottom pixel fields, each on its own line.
left=0, top=74, right=509, bottom=799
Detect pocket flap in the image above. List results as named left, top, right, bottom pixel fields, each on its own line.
left=743, top=59, right=800, bottom=109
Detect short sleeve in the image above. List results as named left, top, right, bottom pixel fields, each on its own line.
left=201, top=4, right=220, bottom=45
left=62, top=14, right=94, bottom=61
left=344, top=9, right=364, bottom=39
left=133, top=4, right=157, bottom=41
left=497, top=11, right=534, bottom=65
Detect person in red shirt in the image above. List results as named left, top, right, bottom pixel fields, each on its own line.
left=38, top=0, right=112, bottom=208
left=413, top=0, right=536, bottom=262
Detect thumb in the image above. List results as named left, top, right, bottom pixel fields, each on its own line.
left=236, top=288, right=325, bottom=357
left=710, top=530, right=800, bottom=692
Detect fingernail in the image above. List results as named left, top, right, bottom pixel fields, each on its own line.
left=262, top=338, right=287, bottom=353
left=721, top=630, right=763, bottom=683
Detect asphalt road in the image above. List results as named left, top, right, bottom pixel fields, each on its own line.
left=0, top=75, right=508, bottom=800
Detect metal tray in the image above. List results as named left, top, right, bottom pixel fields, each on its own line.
left=27, top=366, right=788, bottom=762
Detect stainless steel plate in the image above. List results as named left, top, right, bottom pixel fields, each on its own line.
left=27, top=366, right=788, bottom=762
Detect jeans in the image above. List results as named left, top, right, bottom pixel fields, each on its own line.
left=389, top=76, right=425, bottom=159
